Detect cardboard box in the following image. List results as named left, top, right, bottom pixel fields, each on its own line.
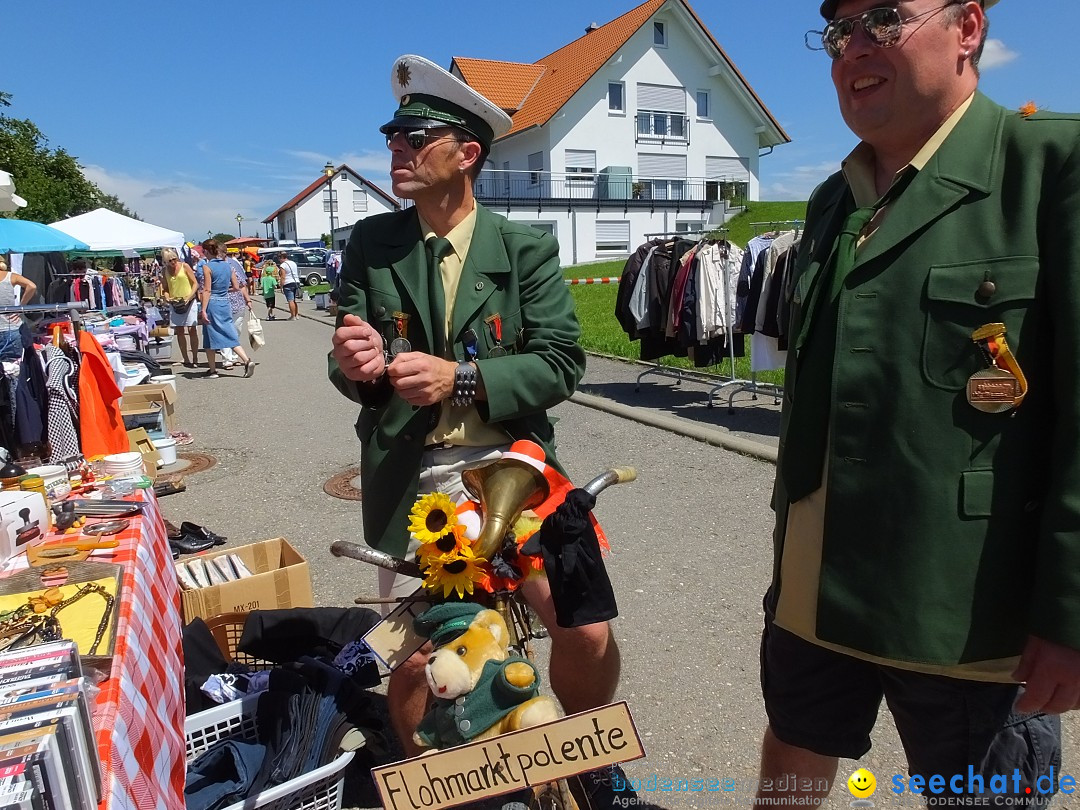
left=178, top=538, right=313, bottom=623
left=120, top=383, right=177, bottom=432
left=126, top=428, right=161, bottom=482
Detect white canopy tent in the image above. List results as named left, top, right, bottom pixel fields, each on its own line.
left=49, top=208, right=185, bottom=252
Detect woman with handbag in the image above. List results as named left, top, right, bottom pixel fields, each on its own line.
left=162, top=247, right=200, bottom=368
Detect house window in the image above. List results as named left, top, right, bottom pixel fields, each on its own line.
left=528, top=152, right=543, bottom=186
left=532, top=223, right=556, bottom=237
left=696, top=90, right=710, bottom=119
left=653, top=21, right=666, bottom=46
left=608, top=82, right=624, bottom=112
left=636, top=83, right=687, bottom=143
left=596, top=221, right=630, bottom=253
left=565, top=150, right=596, bottom=180
left=353, top=188, right=368, bottom=212
left=322, top=188, right=338, bottom=213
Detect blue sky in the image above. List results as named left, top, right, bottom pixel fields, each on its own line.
left=4, top=0, right=1077, bottom=241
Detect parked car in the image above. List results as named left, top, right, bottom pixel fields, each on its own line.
left=256, top=247, right=329, bottom=286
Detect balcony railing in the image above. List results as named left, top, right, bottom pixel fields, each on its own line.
left=635, top=111, right=689, bottom=145
left=473, top=170, right=748, bottom=208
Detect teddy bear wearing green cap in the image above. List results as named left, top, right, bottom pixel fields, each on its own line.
left=412, top=602, right=561, bottom=750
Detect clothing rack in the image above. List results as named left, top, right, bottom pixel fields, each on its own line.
left=0, top=301, right=91, bottom=336
left=633, top=227, right=748, bottom=398
left=704, top=222, right=801, bottom=411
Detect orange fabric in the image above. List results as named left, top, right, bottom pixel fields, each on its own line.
left=78, top=331, right=129, bottom=457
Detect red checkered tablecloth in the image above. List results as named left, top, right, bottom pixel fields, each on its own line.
left=2, top=490, right=186, bottom=809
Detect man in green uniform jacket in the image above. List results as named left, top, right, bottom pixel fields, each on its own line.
left=756, top=0, right=1080, bottom=805
left=329, top=55, right=624, bottom=804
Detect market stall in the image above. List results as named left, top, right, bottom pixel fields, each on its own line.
left=49, top=209, right=185, bottom=253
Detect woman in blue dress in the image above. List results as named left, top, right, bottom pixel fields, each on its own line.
left=197, top=240, right=254, bottom=379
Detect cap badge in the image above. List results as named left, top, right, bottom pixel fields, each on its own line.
left=401, top=94, right=410, bottom=106
left=397, top=61, right=412, bottom=88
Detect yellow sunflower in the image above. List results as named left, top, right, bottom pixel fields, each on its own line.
left=422, top=553, right=490, bottom=598
left=408, top=492, right=459, bottom=542
left=417, top=524, right=473, bottom=567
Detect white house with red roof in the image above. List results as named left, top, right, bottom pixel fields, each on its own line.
left=453, top=0, right=789, bottom=264
left=261, top=164, right=398, bottom=248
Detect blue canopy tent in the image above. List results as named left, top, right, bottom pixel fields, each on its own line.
left=0, top=219, right=90, bottom=253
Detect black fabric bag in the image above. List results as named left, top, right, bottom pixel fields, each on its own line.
left=170, top=297, right=195, bottom=315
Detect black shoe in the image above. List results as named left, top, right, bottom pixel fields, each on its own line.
left=576, top=765, right=638, bottom=810
left=169, top=533, right=215, bottom=555
left=179, top=522, right=227, bottom=545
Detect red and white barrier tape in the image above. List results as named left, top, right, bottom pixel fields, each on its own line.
left=564, top=277, right=621, bottom=286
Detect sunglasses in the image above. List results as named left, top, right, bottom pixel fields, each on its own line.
left=384, top=128, right=465, bottom=150
left=807, top=2, right=961, bottom=59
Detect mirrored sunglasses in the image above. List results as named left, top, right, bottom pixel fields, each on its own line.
left=384, top=128, right=463, bottom=150
left=807, top=2, right=960, bottom=60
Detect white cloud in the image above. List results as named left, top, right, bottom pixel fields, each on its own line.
left=761, top=159, right=841, bottom=201
left=82, top=165, right=281, bottom=241
left=980, top=39, right=1018, bottom=71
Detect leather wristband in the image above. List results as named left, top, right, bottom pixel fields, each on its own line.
left=451, top=362, right=477, bottom=407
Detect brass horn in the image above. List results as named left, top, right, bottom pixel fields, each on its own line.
left=462, top=458, right=550, bottom=560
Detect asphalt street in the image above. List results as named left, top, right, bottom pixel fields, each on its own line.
left=161, top=301, right=1078, bottom=809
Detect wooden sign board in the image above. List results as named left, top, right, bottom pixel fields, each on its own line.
left=362, top=589, right=434, bottom=670
left=373, top=702, right=644, bottom=810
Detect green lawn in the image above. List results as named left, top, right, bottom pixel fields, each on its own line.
left=564, top=202, right=807, bottom=386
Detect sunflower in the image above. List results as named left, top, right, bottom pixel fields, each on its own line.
left=422, top=553, right=490, bottom=598
left=417, top=524, right=473, bottom=567
left=408, top=492, right=459, bottom=542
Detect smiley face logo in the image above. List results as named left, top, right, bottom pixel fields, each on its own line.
left=847, top=768, right=876, bottom=798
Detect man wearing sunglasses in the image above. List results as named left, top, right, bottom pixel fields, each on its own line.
left=329, top=55, right=625, bottom=803
left=758, top=0, right=1080, bottom=805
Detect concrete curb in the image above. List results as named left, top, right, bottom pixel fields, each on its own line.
left=299, top=304, right=777, bottom=464
left=570, top=390, right=777, bottom=464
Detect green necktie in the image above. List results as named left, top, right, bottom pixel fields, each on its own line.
left=426, top=236, right=453, bottom=357
left=781, top=203, right=877, bottom=502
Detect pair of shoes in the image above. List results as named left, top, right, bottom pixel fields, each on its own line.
left=169, top=534, right=214, bottom=555
left=163, top=519, right=182, bottom=539
left=575, top=764, right=638, bottom=810
left=267, top=314, right=276, bottom=320
left=182, top=361, right=195, bottom=369
left=180, top=521, right=226, bottom=545
left=204, top=371, right=220, bottom=379
left=243, top=361, right=255, bottom=378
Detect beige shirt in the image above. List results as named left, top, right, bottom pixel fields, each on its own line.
left=776, top=94, right=1017, bottom=681
left=417, top=207, right=511, bottom=448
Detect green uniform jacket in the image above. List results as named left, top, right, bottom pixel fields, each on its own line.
left=774, top=93, right=1080, bottom=666
left=328, top=204, right=585, bottom=558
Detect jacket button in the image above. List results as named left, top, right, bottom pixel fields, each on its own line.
left=403, top=433, right=413, bottom=442
left=459, top=720, right=471, bottom=733
left=475, top=282, right=484, bottom=291
left=374, top=306, right=387, bottom=318
left=975, top=281, right=996, bottom=303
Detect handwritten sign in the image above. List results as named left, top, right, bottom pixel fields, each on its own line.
left=361, top=589, right=433, bottom=670
left=374, top=702, right=644, bottom=810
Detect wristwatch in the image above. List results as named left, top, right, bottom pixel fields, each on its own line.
left=451, top=362, right=477, bottom=407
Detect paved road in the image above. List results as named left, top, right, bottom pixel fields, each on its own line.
left=162, top=302, right=1078, bottom=809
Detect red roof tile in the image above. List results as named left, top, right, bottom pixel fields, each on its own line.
left=454, top=0, right=788, bottom=144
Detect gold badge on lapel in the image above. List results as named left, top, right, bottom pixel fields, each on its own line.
left=967, top=323, right=1028, bottom=413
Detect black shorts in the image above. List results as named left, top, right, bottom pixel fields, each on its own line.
left=760, top=592, right=1060, bottom=804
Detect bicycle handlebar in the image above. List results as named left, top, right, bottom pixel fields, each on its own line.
left=582, top=466, right=637, bottom=498
left=330, top=540, right=423, bottom=578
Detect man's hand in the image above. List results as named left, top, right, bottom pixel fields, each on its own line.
left=331, top=314, right=386, bottom=382
left=1012, top=635, right=1080, bottom=714
left=387, top=352, right=456, bottom=406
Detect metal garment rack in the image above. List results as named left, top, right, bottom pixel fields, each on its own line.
left=0, top=301, right=91, bottom=335
left=704, top=220, right=802, bottom=411
left=634, top=227, right=750, bottom=401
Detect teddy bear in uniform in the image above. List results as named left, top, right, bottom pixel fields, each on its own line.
left=412, top=602, right=561, bottom=751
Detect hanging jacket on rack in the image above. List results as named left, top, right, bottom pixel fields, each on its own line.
left=14, top=344, right=48, bottom=450
left=42, top=345, right=83, bottom=471
left=615, top=240, right=662, bottom=338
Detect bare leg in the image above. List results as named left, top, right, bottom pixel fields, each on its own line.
left=754, top=727, right=837, bottom=806
left=175, top=329, right=191, bottom=365
left=188, top=326, right=200, bottom=364
left=289, top=299, right=298, bottom=319
left=387, top=645, right=432, bottom=758
left=232, top=345, right=251, bottom=366
left=206, top=349, right=217, bottom=374
left=522, top=575, right=620, bottom=713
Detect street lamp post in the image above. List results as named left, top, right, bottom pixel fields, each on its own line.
left=323, top=161, right=335, bottom=249
left=235, top=213, right=243, bottom=238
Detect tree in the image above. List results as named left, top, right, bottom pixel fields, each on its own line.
left=211, top=233, right=235, bottom=243
left=0, top=91, right=137, bottom=222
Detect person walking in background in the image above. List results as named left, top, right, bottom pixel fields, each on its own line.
left=756, top=1, right=1078, bottom=806
left=197, top=239, right=254, bottom=379
left=277, top=251, right=301, bottom=320
left=243, top=252, right=256, bottom=296
left=220, top=256, right=253, bottom=368
left=161, top=248, right=200, bottom=368
left=260, top=260, right=280, bottom=320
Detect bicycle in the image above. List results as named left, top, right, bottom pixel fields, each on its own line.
left=331, top=463, right=636, bottom=810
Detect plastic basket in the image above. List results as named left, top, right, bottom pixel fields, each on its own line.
left=185, top=694, right=354, bottom=810
left=202, top=611, right=277, bottom=669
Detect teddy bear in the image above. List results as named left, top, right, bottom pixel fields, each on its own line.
left=412, top=602, right=561, bottom=751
